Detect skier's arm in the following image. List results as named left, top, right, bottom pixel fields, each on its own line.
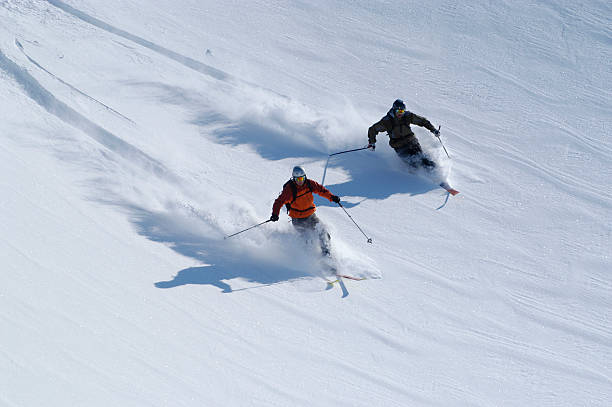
left=367, top=118, right=388, bottom=145
left=409, top=112, right=436, bottom=133
left=309, top=180, right=335, bottom=202
left=271, top=186, right=293, bottom=216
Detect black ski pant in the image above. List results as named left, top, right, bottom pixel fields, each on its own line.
left=394, top=138, right=436, bottom=169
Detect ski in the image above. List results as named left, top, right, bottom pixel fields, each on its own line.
left=326, top=274, right=366, bottom=286
left=336, top=274, right=366, bottom=281
left=439, top=182, right=460, bottom=196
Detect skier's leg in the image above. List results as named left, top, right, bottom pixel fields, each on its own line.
left=319, top=228, right=332, bottom=257
left=396, top=142, right=437, bottom=170
left=295, top=214, right=332, bottom=256
left=421, top=155, right=436, bottom=169
left=397, top=150, right=420, bottom=168
left=395, top=140, right=423, bottom=168
left=292, top=215, right=320, bottom=249
left=291, top=217, right=307, bottom=233
left=404, top=139, right=436, bottom=169
left=309, top=215, right=332, bottom=257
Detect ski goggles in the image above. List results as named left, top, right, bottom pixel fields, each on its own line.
left=293, top=175, right=306, bottom=182
left=395, top=108, right=405, bottom=115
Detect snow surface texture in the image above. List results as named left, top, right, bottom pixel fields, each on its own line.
left=1, top=0, right=610, bottom=406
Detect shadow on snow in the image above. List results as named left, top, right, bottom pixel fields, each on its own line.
left=126, top=207, right=309, bottom=292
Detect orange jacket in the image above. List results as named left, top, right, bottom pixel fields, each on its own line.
left=272, top=179, right=334, bottom=219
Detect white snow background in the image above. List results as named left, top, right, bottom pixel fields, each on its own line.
left=1, top=0, right=610, bottom=406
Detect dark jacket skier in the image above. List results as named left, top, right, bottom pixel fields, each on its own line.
left=368, top=99, right=440, bottom=168
left=270, top=166, right=340, bottom=256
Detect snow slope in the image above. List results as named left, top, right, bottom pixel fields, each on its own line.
left=1, top=0, right=610, bottom=405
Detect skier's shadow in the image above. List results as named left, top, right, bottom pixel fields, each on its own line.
left=154, top=262, right=306, bottom=293
left=211, top=121, right=324, bottom=161
left=313, top=151, right=437, bottom=209
left=127, top=208, right=308, bottom=293
left=155, top=266, right=233, bottom=292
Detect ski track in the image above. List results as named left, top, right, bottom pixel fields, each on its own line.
left=450, top=325, right=610, bottom=389
left=469, top=333, right=610, bottom=395
left=46, top=0, right=229, bottom=81
left=508, top=291, right=612, bottom=348
left=478, top=137, right=611, bottom=207
left=14, top=38, right=135, bottom=124
left=0, top=48, right=172, bottom=181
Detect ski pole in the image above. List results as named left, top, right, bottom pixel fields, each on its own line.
left=435, top=125, right=450, bottom=158
left=224, top=220, right=270, bottom=239
left=322, top=145, right=370, bottom=185
left=336, top=202, right=372, bottom=244
left=329, top=146, right=370, bottom=157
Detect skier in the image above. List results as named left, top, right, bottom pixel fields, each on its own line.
left=270, top=166, right=340, bottom=257
left=367, top=99, right=440, bottom=169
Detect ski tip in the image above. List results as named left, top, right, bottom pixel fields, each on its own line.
left=439, top=182, right=460, bottom=196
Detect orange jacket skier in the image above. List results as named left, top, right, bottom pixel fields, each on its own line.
left=270, top=166, right=340, bottom=256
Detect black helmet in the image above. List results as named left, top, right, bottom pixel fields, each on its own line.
left=392, top=99, right=406, bottom=111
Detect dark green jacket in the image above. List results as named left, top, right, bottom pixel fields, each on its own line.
left=368, top=109, right=436, bottom=149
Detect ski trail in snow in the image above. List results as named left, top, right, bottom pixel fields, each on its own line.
left=497, top=143, right=612, bottom=206
left=0, top=49, right=172, bottom=180
left=508, top=291, right=612, bottom=348
left=14, top=38, right=135, bottom=124
left=46, top=0, right=229, bottom=81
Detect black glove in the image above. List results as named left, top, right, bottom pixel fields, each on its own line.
left=270, top=213, right=279, bottom=222
left=432, top=128, right=440, bottom=136
left=331, top=195, right=340, bottom=204
left=367, top=143, right=376, bottom=151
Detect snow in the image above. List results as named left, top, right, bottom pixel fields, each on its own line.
left=1, top=0, right=610, bottom=406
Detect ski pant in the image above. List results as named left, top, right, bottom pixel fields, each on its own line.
left=291, top=214, right=332, bottom=256
left=394, top=139, right=436, bottom=169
